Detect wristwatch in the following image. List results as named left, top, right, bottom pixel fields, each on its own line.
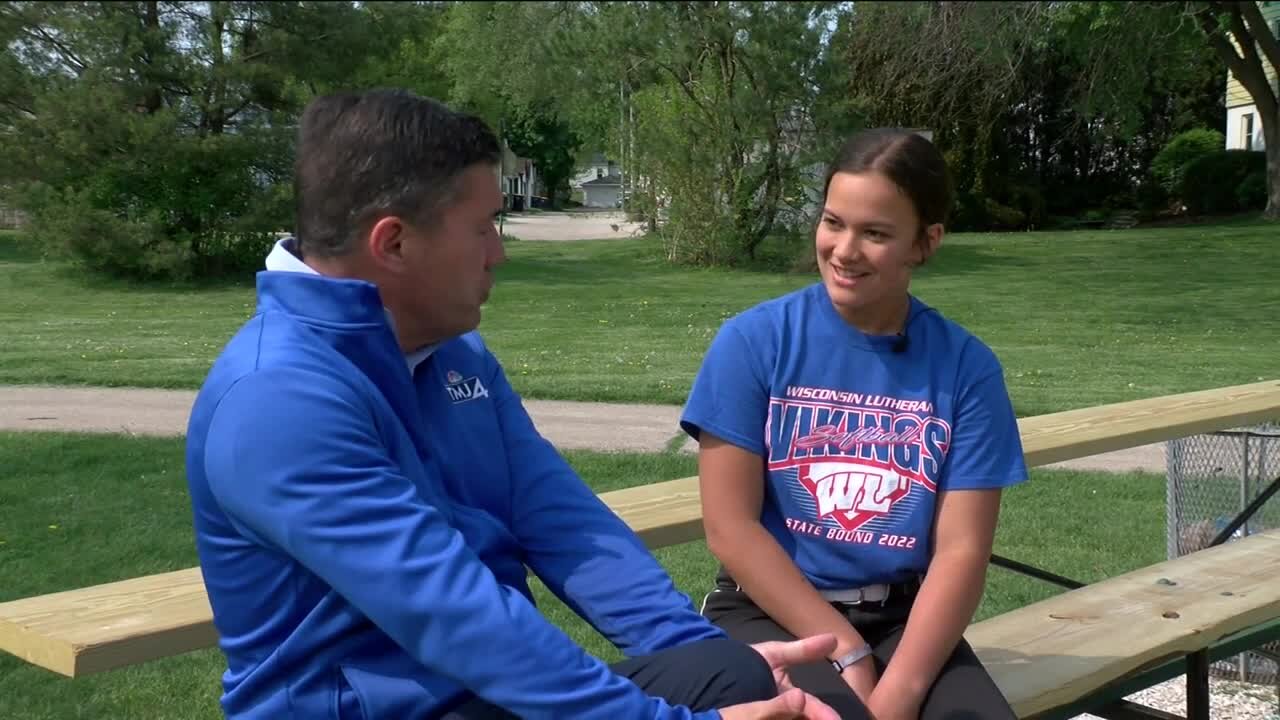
left=830, top=643, right=874, bottom=673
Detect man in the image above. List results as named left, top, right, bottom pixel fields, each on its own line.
left=185, top=89, right=839, bottom=720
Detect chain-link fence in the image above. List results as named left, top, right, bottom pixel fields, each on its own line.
left=1167, top=423, right=1280, bottom=685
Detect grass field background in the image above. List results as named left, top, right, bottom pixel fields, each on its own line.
left=2, top=218, right=1274, bottom=716
left=3, top=218, right=1278, bottom=416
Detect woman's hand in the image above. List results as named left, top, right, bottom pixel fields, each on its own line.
left=840, top=656, right=879, bottom=705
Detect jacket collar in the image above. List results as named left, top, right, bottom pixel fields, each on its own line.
left=262, top=237, right=437, bottom=371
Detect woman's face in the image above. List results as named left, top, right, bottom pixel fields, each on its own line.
left=815, top=171, right=941, bottom=330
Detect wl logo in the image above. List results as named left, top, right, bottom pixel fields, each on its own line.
left=798, top=461, right=909, bottom=531
left=445, top=371, right=489, bottom=404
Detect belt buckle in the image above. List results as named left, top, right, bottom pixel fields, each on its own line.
left=852, top=584, right=891, bottom=606
left=834, top=586, right=871, bottom=606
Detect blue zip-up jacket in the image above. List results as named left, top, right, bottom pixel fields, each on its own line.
left=185, top=270, right=727, bottom=719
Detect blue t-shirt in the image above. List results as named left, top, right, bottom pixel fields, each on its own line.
left=680, top=283, right=1028, bottom=590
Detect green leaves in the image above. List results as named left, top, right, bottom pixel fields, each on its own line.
left=0, top=1, right=461, bottom=280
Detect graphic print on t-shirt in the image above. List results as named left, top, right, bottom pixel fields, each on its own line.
left=767, top=384, right=951, bottom=548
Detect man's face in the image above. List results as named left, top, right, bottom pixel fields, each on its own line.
left=381, top=163, right=506, bottom=348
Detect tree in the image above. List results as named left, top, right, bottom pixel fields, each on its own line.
left=828, top=2, right=1050, bottom=227
left=436, top=1, right=846, bottom=265
left=1050, top=1, right=1277, bottom=219
left=433, top=2, right=590, bottom=209
left=828, top=1, right=1232, bottom=228
left=0, top=1, right=453, bottom=279
left=588, top=1, right=844, bottom=264
left=1192, top=1, right=1279, bottom=219
left=1025, top=1, right=1225, bottom=220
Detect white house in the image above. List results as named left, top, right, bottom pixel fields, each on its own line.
left=498, top=140, right=542, bottom=211
left=580, top=173, right=623, bottom=208
left=571, top=152, right=624, bottom=207
left=570, top=153, right=619, bottom=190
left=0, top=204, right=26, bottom=229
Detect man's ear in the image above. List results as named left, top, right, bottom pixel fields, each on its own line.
left=367, top=216, right=406, bottom=271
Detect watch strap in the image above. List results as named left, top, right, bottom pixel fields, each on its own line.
left=830, top=643, right=874, bottom=673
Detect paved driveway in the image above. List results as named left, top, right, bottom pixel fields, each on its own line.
left=499, top=210, right=648, bottom=241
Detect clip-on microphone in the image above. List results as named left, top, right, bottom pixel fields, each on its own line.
left=891, top=331, right=909, bottom=354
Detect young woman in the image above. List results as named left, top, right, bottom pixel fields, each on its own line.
left=679, top=129, right=1027, bottom=720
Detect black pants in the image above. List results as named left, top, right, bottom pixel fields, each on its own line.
left=700, top=587, right=1016, bottom=720
left=441, top=636, right=777, bottom=718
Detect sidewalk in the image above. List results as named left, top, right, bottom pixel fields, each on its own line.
left=0, top=385, right=685, bottom=454
left=0, top=385, right=1168, bottom=472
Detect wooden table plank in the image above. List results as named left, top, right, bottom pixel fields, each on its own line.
left=1017, top=380, right=1280, bottom=467
left=970, top=529, right=1280, bottom=718
left=1027, top=618, right=1280, bottom=720
left=621, top=380, right=1280, bottom=546
left=2, top=380, right=1279, bottom=679
left=604, top=476, right=704, bottom=549
left=0, top=568, right=213, bottom=677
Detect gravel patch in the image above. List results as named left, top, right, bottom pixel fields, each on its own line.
left=1075, top=674, right=1278, bottom=720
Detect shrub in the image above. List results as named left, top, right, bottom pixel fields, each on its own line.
left=6, top=85, right=292, bottom=281
left=1180, top=150, right=1266, bottom=216
left=1235, top=171, right=1267, bottom=211
left=1006, top=184, right=1047, bottom=228
left=949, top=191, right=989, bottom=232
left=1152, top=128, right=1225, bottom=196
left=1135, top=181, right=1171, bottom=221
left=983, top=197, right=1026, bottom=230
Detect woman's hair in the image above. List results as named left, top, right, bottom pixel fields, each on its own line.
left=822, top=129, right=954, bottom=230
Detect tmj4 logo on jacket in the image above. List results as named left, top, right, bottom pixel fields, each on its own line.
left=444, top=370, right=489, bottom=404
left=768, top=387, right=951, bottom=533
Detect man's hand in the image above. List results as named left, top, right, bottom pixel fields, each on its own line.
left=751, top=633, right=838, bottom=696
left=717, top=634, right=841, bottom=720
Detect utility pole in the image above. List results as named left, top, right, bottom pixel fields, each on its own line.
left=628, top=83, right=634, bottom=213
left=619, top=80, right=626, bottom=208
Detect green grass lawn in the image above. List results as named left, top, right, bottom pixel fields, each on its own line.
left=2, top=219, right=1278, bottom=416
left=0, top=432, right=1168, bottom=720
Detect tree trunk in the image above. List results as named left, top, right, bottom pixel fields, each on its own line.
left=141, top=0, right=162, bottom=114
left=1265, top=117, right=1279, bottom=220
left=201, top=1, right=228, bottom=136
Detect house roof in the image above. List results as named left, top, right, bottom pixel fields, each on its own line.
left=581, top=174, right=622, bottom=187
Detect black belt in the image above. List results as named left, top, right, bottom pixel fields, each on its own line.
left=714, top=567, right=923, bottom=603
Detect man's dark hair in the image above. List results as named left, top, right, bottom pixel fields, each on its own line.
left=293, top=89, right=501, bottom=258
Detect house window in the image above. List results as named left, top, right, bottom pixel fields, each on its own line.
left=596, top=168, right=604, bottom=178
left=1242, top=113, right=1255, bottom=151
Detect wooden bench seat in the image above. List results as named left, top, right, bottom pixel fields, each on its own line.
left=0, top=567, right=212, bottom=678
left=2, top=380, right=1279, bottom=712
left=970, top=528, right=1280, bottom=718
